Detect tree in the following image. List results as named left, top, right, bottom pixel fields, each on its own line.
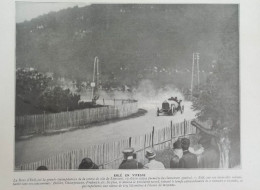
left=16, top=68, right=82, bottom=115
left=38, top=86, right=80, bottom=113
left=191, top=11, right=239, bottom=167
left=16, top=68, right=51, bottom=115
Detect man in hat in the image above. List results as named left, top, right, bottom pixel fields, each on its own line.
left=119, top=148, right=143, bottom=169
left=78, top=158, right=99, bottom=169
left=36, top=166, right=48, bottom=170
left=179, top=138, right=198, bottom=168
left=170, top=139, right=183, bottom=168
left=198, top=136, right=220, bottom=168
left=144, top=148, right=165, bottom=169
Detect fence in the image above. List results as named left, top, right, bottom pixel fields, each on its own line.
left=96, top=99, right=137, bottom=106
left=17, top=119, right=196, bottom=170
left=15, top=100, right=138, bottom=137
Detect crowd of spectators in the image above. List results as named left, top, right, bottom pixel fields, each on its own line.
left=36, top=135, right=220, bottom=170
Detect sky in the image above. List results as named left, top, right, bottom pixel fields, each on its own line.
left=16, top=2, right=88, bottom=23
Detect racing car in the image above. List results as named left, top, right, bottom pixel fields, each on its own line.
left=157, top=97, right=184, bottom=116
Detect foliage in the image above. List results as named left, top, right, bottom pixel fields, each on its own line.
left=16, top=5, right=238, bottom=89
left=192, top=10, right=239, bottom=126
left=16, top=68, right=51, bottom=106
left=191, top=11, right=240, bottom=166
left=16, top=69, right=93, bottom=115
left=38, top=86, right=80, bottom=113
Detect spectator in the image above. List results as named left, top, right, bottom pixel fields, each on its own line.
left=144, top=148, right=165, bottom=169
left=177, top=100, right=182, bottom=113
left=36, top=166, right=48, bottom=170
left=179, top=138, right=198, bottom=168
left=78, top=158, right=99, bottom=169
left=198, top=136, right=220, bottom=168
left=170, top=139, right=183, bottom=168
left=119, top=148, right=143, bottom=169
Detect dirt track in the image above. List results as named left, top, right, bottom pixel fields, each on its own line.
left=15, top=101, right=196, bottom=166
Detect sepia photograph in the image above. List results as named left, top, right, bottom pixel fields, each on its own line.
left=15, top=3, right=240, bottom=170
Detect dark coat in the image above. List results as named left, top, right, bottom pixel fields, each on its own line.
left=198, top=146, right=220, bottom=168
left=119, top=159, right=143, bottom=169
left=170, top=155, right=180, bottom=168
left=179, top=151, right=198, bottom=168
left=78, top=162, right=99, bottom=169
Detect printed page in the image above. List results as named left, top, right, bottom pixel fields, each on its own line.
left=0, top=0, right=260, bottom=189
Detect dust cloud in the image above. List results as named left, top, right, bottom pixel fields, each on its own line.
left=91, top=79, right=186, bottom=109
left=133, top=80, right=184, bottom=109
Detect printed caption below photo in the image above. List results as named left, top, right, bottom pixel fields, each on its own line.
left=13, top=174, right=243, bottom=188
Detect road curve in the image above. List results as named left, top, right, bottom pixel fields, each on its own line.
left=15, top=101, right=196, bottom=166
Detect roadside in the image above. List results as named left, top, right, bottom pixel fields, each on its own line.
left=17, top=108, right=148, bottom=141
left=15, top=101, right=195, bottom=166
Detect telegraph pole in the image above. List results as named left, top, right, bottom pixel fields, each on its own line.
left=91, top=56, right=99, bottom=101
left=190, top=52, right=200, bottom=96
left=196, top=53, right=200, bottom=88
left=191, top=53, right=195, bottom=96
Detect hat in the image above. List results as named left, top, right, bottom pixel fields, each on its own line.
left=145, top=149, right=156, bottom=159
left=79, top=158, right=98, bottom=169
left=173, top=139, right=182, bottom=149
left=181, top=138, right=190, bottom=150
left=36, top=166, right=48, bottom=170
left=122, top=148, right=135, bottom=156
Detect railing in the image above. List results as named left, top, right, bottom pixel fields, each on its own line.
left=17, top=119, right=196, bottom=170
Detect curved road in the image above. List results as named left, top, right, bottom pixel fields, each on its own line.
left=15, top=101, right=196, bottom=166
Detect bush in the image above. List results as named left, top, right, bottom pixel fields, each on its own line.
left=38, top=86, right=80, bottom=113
left=16, top=68, right=93, bottom=115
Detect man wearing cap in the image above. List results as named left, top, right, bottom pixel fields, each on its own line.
left=119, top=148, right=143, bottom=169
left=179, top=138, right=198, bottom=168
left=144, top=148, right=165, bottom=169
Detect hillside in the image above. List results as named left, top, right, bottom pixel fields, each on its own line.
left=16, top=4, right=238, bottom=88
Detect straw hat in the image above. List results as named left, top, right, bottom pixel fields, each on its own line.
left=145, top=149, right=156, bottom=159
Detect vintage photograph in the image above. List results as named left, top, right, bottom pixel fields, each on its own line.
left=15, top=3, right=240, bottom=170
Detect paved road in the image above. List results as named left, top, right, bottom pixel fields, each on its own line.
left=15, top=100, right=196, bottom=166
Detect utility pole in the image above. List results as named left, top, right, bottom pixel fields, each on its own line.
left=91, top=56, right=99, bottom=102
left=191, top=53, right=195, bottom=96
left=197, top=53, right=200, bottom=88
left=190, top=52, right=200, bottom=96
